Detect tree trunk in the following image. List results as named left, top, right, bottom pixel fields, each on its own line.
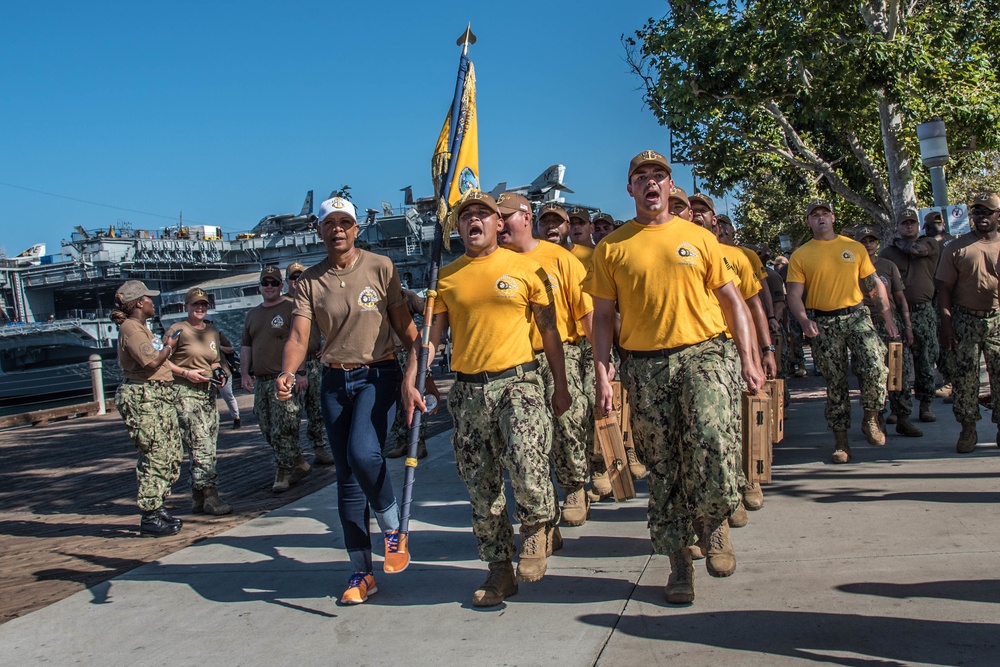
left=878, top=95, right=917, bottom=226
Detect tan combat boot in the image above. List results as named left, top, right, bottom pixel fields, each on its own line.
left=743, top=482, right=764, bottom=510
left=590, top=470, right=613, bottom=499
left=516, top=523, right=548, bottom=582
left=289, top=455, right=312, bottom=485
left=728, top=502, right=749, bottom=528
left=561, top=484, right=590, bottom=527
left=313, top=446, right=335, bottom=465
left=895, top=416, right=923, bottom=437
left=201, top=488, right=232, bottom=515
left=689, top=540, right=705, bottom=560
left=665, top=549, right=695, bottom=604
left=546, top=524, right=563, bottom=557
left=192, top=488, right=205, bottom=514
left=861, top=410, right=886, bottom=446
left=625, top=447, right=648, bottom=479
left=919, top=400, right=937, bottom=422
left=272, top=468, right=292, bottom=493
left=704, top=520, right=736, bottom=577
left=832, top=431, right=852, bottom=463
left=956, top=423, right=978, bottom=454
left=472, top=560, right=518, bottom=607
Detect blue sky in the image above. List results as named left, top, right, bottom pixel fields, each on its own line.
left=0, top=1, right=706, bottom=258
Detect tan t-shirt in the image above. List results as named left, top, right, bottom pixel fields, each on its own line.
left=242, top=299, right=295, bottom=377
left=879, top=237, right=940, bottom=306
left=935, top=232, right=1000, bottom=310
left=293, top=251, right=405, bottom=365
left=166, top=320, right=221, bottom=384
left=118, top=319, right=173, bottom=382
left=865, top=256, right=905, bottom=312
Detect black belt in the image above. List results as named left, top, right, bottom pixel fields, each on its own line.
left=909, top=301, right=933, bottom=311
left=457, top=360, right=539, bottom=385
left=124, top=379, right=173, bottom=387
left=255, top=374, right=278, bottom=381
left=810, top=304, right=863, bottom=317
left=955, top=305, right=999, bottom=318
left=627, top=333, right=726, bottom=359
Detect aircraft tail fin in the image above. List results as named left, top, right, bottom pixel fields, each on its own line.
left=300, top=191, right=314, bottom=216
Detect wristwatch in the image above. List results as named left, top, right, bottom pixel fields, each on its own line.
left=761, top=344, right=776, bottom=354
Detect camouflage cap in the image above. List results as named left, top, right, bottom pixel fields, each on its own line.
left=318, top=196, right=357, bottom=223
left=453, top=190, right=500, bottom=220
left=566, top=206, right=591, bottom=223
left=260, top=266, right=282, bottom=282
left=627, top=149, right=672, bottom=179
left=285, top=261, right=307, bottom=278
left=852, top=225, right=880, bottom=241
left=496, top=192, right=531, bottom=216
left=116, top=280, right=159, bottom=304
left=185, top=287, right=211, bottom=305
left=805, top=200, right=834, bottom=216
left=668, top=186, right=690, bottom=207
left=897, top=208, right=919, bottom=223
left=972, top=192, right=1000, bottom=212
left=538, top=203, right=570, bottom=224
left=689, top=193, right=716, bottom=212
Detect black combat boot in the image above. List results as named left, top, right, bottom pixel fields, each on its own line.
left=140, top=510, right=181, bottom=537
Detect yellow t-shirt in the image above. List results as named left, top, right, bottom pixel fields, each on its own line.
left=739, top=246, right=768, bottom=281
left=569, top=243, right=593, bottom=270
left=722, top=246, right=761, bottom=301
left=434, top=248, right=552, bottom=373
left=583, top=218, right=731, bottom=350
left=787, top=235, right=875, bottom=310
left=523, top=240, right=593, bottom=350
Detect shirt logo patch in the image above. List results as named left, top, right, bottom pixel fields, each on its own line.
left=495, top=274, right=519, bottom=298
left=676, top=242, right=699, bottom=266
left=210, top=340, right=217, bottom=352
left=358, top=286, right=380, bottom=311
left=546, top=272, right=560, bottom=290
left=842, top=250, right=856, bottom=261
left=270, top=315, right=285, bottom=329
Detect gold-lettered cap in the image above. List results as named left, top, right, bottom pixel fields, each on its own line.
left=185, top=287, right=211, bottom=305
left=852, top=225, right=880, bottom=241
left=538, top=203, right=570, bottom=224
left=318, top=196, right=357, bottom=223
left=689, top=193, right=715, bottom=212
left=453, top=190, right=500, bottom=221
left=285, top=261, right=306, bottom=278
left=627, top=149, right=672, bottom=179
left=115, top=280, right=159, bottom=304
left=496, top=192, right=531, bottom=216
left=972, top=192, right=1000, bottom=211
left=260, top=266, right=282, bottom=282
left=594, top=212, right=615, bottom=225
left=897, top=208, right=919, bottom=223
left=668, top=186, right=690, bottom=208
left=805, top=200, right=834, bottom=217
left=566, top=207, right=591, bottom=223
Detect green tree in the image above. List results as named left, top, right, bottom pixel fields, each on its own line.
left=628, top=0, right=1000, bottom=232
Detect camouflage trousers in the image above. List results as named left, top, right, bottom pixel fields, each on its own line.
left=116, top=381, right=183, bottom=512
left=387, top=349, right=426, bottom=449
left=578, top=338, right=604, bottom=470
left=909, top=304, right=940, bottom=404
left=812, top=308, right=887, bottom=431
left=255, top=377, right=304, bottom=469
left=942, top=310, right=1000, bottom=424
left=537, top=343, right=592, bottom=490
left=175, top=383, right=220, bottom=490
left=725, top=339, right=748, bottom=492
left=298, top=358, right=328, bottom=450
left=788, top=316, right=806, bottom=369
left=449, top=370, right=555, bottom=563
left=872, top=312, right=913, bottom=416
left=620, top=336, right=742, bottom=555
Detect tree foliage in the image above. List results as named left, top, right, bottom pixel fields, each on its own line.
left=628, top=0, right=1000, bottom=235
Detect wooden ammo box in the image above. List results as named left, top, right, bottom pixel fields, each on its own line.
left=886, top=341, right=903, bottom=391
left=593, top=381, right=636, bottom=501
left=741, top=390, right=773, bottom=484
left=762, top=378, right=785, bottom=443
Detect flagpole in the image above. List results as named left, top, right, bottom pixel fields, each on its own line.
left=398, top=25, right=476, bottom=540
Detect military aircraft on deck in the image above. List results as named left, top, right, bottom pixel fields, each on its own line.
left=251, top=191, right=317, bottom=235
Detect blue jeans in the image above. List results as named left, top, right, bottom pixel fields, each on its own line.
left=320, top=361, right=401, bottom=571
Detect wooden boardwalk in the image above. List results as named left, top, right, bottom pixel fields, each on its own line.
left=0, top=377, right=455, bottom=625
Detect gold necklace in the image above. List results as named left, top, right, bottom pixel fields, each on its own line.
left=331, top=250, right=361, bottom=288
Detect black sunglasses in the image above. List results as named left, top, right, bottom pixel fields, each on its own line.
left=260, top=280, right=281, bottom=287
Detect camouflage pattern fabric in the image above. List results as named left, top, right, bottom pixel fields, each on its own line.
left=943, top=310, right=1000, bottom=424
left=620, top=336, right=742, bottom=556
left=116, top=382, right=183, bottom=511
left=723, top=340, right=749, bottom=492
left=578, top=338, right=605, bottom=469
left=299, top=358, right=329, bottom=450
left=255, top=377, right=304, bottom=469
left=449, top=371, right=555, bottom=563
left=910, top=305, right=941, bottom=404
left=872, top=311, right=913, bottom=416
left=812, top=308, right=887, bottom=431
left=175, top=383, right=221, bottom=489
left=788, top=316, right=806, bottom=370
left=537, top=342, right=591, bottom=490
left=387, top=349, right=426, bottom=449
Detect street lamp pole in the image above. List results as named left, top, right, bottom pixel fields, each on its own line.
left=916, top=118, right=951, bottom=208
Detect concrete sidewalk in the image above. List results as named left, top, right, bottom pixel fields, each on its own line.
left=1, top=397, right=999, bottom=667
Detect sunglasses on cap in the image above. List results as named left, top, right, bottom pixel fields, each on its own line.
left=260, top=279, right=281, bottom=287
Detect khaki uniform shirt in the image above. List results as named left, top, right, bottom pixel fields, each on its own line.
left=242, top=299, right=295, bottom=377
left=879, top=237, right=940, bottom=306
left=118, top=319, right=172, bottom=382
left=166, top=321, right=221, bottom=387
left=935, top=233, right=1000, bottom=311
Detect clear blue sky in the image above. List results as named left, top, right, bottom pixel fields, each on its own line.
left=0, top=1, right=709, bottom=258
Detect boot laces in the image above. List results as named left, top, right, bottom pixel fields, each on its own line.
left=626, top=448, right=639, bottom=464
left=709, top=526, right=726, bottom=551
left=522, top=531, right=542, bottom=556
left=484, top=563, right=509, bottom=589
left=385, top=531, right=401, bottom=554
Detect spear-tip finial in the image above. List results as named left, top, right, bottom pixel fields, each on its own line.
left=457, top=23, right=476, bottom=54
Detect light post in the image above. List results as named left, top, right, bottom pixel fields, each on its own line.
left=916, top=118, right=950, bottom=208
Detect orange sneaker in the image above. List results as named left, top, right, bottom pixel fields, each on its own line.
left=384, top=530, right=410, bottom=573
left=341, top=572, right=377, bottom=605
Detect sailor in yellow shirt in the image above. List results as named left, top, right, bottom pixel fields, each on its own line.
left=406, top=190, right=570, bottom=608
left=497, top=191, right=597, bottom=537
left=538, top=203, right=594, bottom=269
left=584, top=150, right=765, bottom=605
left=786, top=200, right=896, bottom=463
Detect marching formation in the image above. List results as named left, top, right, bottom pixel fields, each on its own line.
left=110, top=149, right=1000, bottom=608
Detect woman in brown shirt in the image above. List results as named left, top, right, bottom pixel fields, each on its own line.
left=165, top=288, right=232, bottom=515
left=112, top=280, right=184, bottom=537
